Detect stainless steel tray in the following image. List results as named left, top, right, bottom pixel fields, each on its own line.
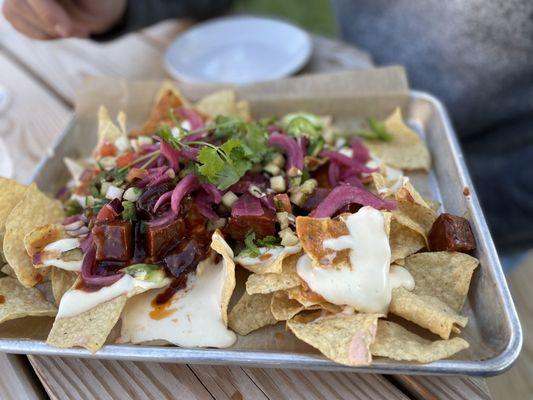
left=0, top=91, right=521, bottom=376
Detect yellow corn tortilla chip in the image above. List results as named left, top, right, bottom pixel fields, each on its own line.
left=295, top=216, right=349, bottom=266
left=296, top=212, right=391, bottom=267
left=51, top=268, right=77, bottom=305
left=47, top=295, right=126, bottom=353
left=23, top=224, right=65, bottom=257
left=271, top=291, right=304, bottom=321
left=0, top=277, right=56, bottom=323
left=155, top=81, right=190, bottom=106
left=404, top=252, right=479, bottom=311
left=195, top=89, right=250, bottom=120
left=245, top=253, right=302, bottom=295
left=236, top=245, right=301, bottom=274
left=142, top=87, right=187, bottom=134
left=389, top=287, right=468, bottom=340
left=393, top=182, right=437, bottom=244
left=0, top=178, right=27, bottom=251
left=1, top=264, right=16, bottom=278
left=210, top=231, right=236, bottom=325
left=371, top=320, right=469, bottom=363
left=390, top=219, right=426, bottom=262
left=364, top=108, right=431, bottom=171
left=97, top=106, right=124, bottom=146
left=3, top=184, right=64, bottom=287
left=228, top=292, right=278, bottom=335
left=287, top=284, right=327, bottom=307
left=270, top=291, right=333, bottom=321
left=287, top=313, right=380, bottom=366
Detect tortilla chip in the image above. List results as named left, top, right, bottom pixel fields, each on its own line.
left=392, top=182, right=437, bottom=246
left=97, top=106, right=124, bottom=146
left=47, top=295, right=126, bottom=353
left=389, top=287, right=468, bottom=340
left=271, top=290, right=306, bottom=321
left=236, top=245, right=301, bottom=274
left=364, top=109, right=431, bottom=171
left=1, top=264, right=16, bottom=278
left=295, top=216, right=349, bottom=266
left=228, top=292, right=277, bottom=335
left=287, top=284, right=327, bottom=307
left=371, top=320, right=469, bottom=363
left=404, top=252, right=479, bottom=311
left=142, top=87, right=186, bottom=134
left=235, top=100, right=251, bottom=121
left=390, top=219, right=426, bottom=262
left=23, top=224, right=65, bottom=257
left=245, top=253, right=302, bottom=295
left=210, top=231, right=236, bottom=325
left=287, top=313, right=380, bottom=366
left=0, top=178, right=26, bottom=251
left=0, top=277, right=56, bottom=323
left=195, top=89, right=249, bottom=120
left=3, top=184, right=64, bottom=287
left=51, top=268, right=77, bottom=305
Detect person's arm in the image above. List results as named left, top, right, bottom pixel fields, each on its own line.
left=2, top=0, right=233, bottom=41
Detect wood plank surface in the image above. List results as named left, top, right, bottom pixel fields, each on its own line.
left=0, top=354, right=46, bottom=400
left=242, top=368, right=408, bottom=400
left=487, top=252, right=533, bottom=400
left=0, top=10, right=502, bottom=400
left=392, top=375, right=491, bottom=400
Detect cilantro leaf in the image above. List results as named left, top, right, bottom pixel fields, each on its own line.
left=238, top=233, right=282, bottom=258
left=239, top=232, right=261, bottom=258
left=244, top=123, right=268, bottom=162
left=197, top=146, right=225, bottom=183
left=64, top=199, right=83, bottom=216
left=256, top=235, right=282, bottom=247
left=197, top=138, right=252, bottom=190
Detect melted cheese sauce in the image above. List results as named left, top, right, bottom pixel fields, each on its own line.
left=57, top=275, right=169, bottom=318
left=119, top=256, right=236, bottom=348
left=297, top=206, right=414, bottom=313
left=235, top=245, right=301, bottom=267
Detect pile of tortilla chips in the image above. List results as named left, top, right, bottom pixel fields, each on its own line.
left=0, top=83, right=480, bottom=369
left=227, top=108, right=478, bottom=367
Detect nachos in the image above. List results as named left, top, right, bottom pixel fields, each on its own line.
left=0, top=84, right=478, bottom=366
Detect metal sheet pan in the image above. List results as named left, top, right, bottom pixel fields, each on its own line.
left=0, top=91, right=521, bottom=376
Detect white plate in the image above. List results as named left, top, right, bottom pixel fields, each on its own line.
left=164, top=16, right=312, bottom=84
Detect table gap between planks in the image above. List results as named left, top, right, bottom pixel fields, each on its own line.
left=0, top=14, right=492, bottom=400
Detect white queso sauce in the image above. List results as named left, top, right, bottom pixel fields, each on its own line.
left=297, top=206, right=414, bottom=314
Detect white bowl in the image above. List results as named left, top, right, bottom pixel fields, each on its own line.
left=164, top=16, right=312, bottom=84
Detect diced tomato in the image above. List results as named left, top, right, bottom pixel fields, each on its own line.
left=96, top=204, right=119, bottom=222
left=99, top=141, right=117, bottom=157
left=116, top=151, right=136, bottom=168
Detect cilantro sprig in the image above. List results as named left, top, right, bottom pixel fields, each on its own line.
left=238, top=232, right=282, bottom=258
left=196, top=138, right=252, bottom=190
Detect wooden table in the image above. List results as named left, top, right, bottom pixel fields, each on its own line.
left=0, top=13, right=493, bottom=400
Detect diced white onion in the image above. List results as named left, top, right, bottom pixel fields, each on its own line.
left=221, top=191, right=238, bottom=208
left=123, top=187, right=142, bottom=202
left=115, top=135, right=130, bottom=152
left=105, top=185, right=124, bottom=200
left=270, top=176, right=286, bottom=193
